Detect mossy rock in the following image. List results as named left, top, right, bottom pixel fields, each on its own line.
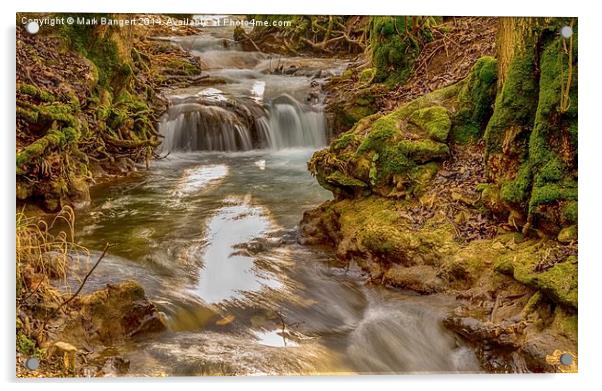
left=396, top=139, right=449, bottom=163
left=408, top=106, right=452, bottom=142
left=311, top=77, right=464, bottom=199
left=325, top=171, right=368, bottom=189
left=332, top=197, right=457, bottom=266
left=451, top=56, right=497, bottom=143
left=557, top=225, right=577, bottom=243
left=495, top=242, right=577, bottom=309
left=359, top=67, right=376, bottom=84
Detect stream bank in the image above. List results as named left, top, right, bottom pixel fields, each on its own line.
left=301, top=17, right=578, bottom=372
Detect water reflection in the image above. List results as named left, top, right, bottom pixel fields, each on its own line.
left=173, top=163, right=228, bottom=196
left=195, top=200, right=281, bottom=303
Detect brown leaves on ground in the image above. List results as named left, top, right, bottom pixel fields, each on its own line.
left=401, top=142, right=499, bottom=242
left=533, top=243, right=578, bottom=273
left=382, top=17, right=497, bottom=110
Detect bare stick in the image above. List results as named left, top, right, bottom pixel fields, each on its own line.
left=57, top=243, right=111, bottom=310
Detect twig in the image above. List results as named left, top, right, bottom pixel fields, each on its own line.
left=53, top=243, right=112, bottom=315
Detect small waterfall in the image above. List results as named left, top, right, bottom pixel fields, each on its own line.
left=258, top=94, right=327, bottom=149
left=159, top=94, right=327, bottom=153
left=160, top=103, right=254, bottom=152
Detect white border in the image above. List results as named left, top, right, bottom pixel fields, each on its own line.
left=2, top=1, right=600, bottom=390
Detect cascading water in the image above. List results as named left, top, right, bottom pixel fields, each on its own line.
left=159, top=93, right=327, bottom=153
left=157, top=27, right=331, bottom=154
left=257, top=94, right=327, bottom=149
left=159, top=102, right=254, bottom=152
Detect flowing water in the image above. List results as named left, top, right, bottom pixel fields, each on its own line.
left=72, top=21, right=481, bottom=376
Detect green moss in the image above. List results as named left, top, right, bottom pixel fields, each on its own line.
left=397, top=139, right=449, bottom=163
left=60, top=19, right=131, bottom=90
left=332, top=131, right=357, bottom=151
left=495, top=242, right=578, bottom=308
left=356, top=115, right=398, bottom=154
left=557, top=225, right=577, bottom=243
left=17, top=83, right=56, bottom=102
left=563, top=201, right=578, bottom=223
left=16, top=127, right=80, bottom=171
left=38, top=103, right=79, bottom=128
left=408, top=106, right=451, bottom=142
left=408, top=162, right=439, bottom=194
left=378, top=144, right=416, bottom=178
left=325, top=171, right=368, bottom=189
left=484, top=47, right=539, bottom=157
left=500, top=162, right=532, bottom=204
left=526, top=34, right=578, bottom=219
left=369, top=16, right=431, bottom=86
left=359, top=68, right=376, bottom=84
left=16, top=106, right=39, bottom=123
left=452, top=56, right=497, bottom=143
left=529, top=182, right=577, bottom=212
left=482, top=23, right=578, bottom=234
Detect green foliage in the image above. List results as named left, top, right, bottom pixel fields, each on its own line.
left=16, top=332, right=41, bottom=357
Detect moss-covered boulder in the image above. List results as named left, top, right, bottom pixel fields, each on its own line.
left=408, top=106, right=452, bottom=142
left=310, top=75, right=463, bottom=199
left=312, top=56, right=503, bottom=201
left=58, top=280, right=167, bottom=347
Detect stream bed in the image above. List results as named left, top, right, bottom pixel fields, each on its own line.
left=71, top=21, right=481, bottom=376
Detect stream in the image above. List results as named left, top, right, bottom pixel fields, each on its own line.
left=72, top=19, right=481, bottom=376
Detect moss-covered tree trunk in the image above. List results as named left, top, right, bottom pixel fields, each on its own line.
left=483, top=17, right=577, bottom=237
